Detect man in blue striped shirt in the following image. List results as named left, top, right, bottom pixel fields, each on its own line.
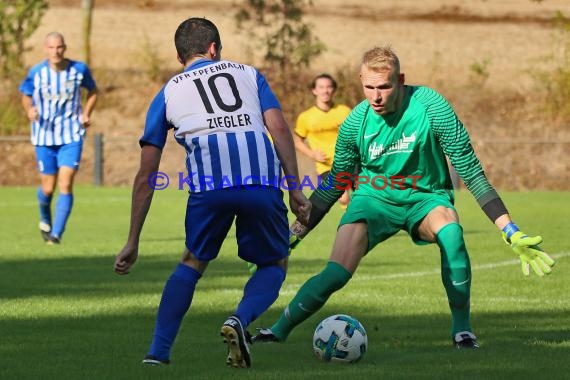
left=20, top=32, right=98, bottom=244
left=114, top=17, right=310, bottom=368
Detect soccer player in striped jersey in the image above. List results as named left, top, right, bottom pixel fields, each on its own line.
left=114, top=18, right=310, bottom=368
left=253, top=46, right=555, bottom=349
left=19, top=32, right=98, bottom=244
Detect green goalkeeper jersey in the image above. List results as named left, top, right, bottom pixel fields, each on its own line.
left=314, top=85, right=500, bottom=208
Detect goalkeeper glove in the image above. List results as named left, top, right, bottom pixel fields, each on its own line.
left=501, top=223, right=555, bottom=277
left=247, top=262, right=257, bottom=275
left=289, top=219, right=310, bottom=250
left=289, top=228, right=302, bottom=250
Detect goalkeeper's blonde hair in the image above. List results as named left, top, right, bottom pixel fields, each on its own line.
left=361, top=46, right=400, bottom=75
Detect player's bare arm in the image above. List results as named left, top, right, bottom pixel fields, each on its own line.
left=21, top=95, right=38, bottom=121
left=114, top=144, right=162, bottom=275
left=263, top=108, right=311, bottom=223
left=292, top=133, right=327, bottom=163
left=289, top=112, right=361, bottom=245
left=80, top=87, right=98, bottom=128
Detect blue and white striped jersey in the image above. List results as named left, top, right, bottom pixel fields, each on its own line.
left=141, top=59, right=283, bottom=193
left=19, top=60, right=96, bottom=146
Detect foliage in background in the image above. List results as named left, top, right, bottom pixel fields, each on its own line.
left=0, top=0, right=48, bottom=136
left=535, top=11, right=570, bottom=121
left=235, top=0, right=329, bottom=119
left=468, top=58, right=491, bottom=87
left=137, top=33, right=165, bottom=83
left=0, top=0, right=48, bottom=80
left=235, top=0, right=326, bottom=76
left=332, top=63, right=363, bottom=108
left=0, top=88, right=28, bottom=136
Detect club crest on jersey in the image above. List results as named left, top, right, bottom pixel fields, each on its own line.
left=65, top=80, right=77, bottom=90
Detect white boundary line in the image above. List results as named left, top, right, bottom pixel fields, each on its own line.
left=354, top=252, right=569, bottom=282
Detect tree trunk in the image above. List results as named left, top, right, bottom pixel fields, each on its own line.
left=81, top=0, right=94, bottom=65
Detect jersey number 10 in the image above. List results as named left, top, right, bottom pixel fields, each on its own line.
left=193, top=73, right=243, bottom=114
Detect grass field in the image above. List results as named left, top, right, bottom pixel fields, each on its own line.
left=0, top=187, right=568, bottom=380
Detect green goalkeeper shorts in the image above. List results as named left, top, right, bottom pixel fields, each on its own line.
left=339, top=192, right=456, bottom=252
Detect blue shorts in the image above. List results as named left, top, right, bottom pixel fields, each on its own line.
left=35, top=141, right=83, bottom=175
left=185, top=186, right=289, bottom=265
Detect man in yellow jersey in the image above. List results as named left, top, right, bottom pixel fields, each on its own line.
left=294, top=74, right=351, bottom=206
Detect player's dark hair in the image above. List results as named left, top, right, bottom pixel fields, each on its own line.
left=311, top=73, right=337, bottom=90
left=175, top=17, right=221, bottom=63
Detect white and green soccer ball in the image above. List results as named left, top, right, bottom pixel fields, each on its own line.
left=312, top=314, right=368, bottom=363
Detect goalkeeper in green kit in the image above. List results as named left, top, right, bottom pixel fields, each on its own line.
left=252, top=46, right=555, bottom=349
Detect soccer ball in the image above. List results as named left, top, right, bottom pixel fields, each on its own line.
left=312, top=314, right=368, bottom=363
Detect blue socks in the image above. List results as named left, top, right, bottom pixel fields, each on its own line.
left=147, top=263, right=285, bottom=361
left=148, top=263, right=286, bottom=361
left=38, top=189, right=74, bottom=240
left=52, top=193, right=73, bottom=238
left=37, top=188, right=52, bottom=225
left=148, top=263, right=201, bottom=361
left=234, top=265, right=286, bottom=327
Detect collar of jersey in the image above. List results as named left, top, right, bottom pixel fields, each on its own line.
left=184, top=59, right=217, bottom=72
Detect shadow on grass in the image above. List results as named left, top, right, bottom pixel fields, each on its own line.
left=0, top=250, right=409, bottom=300
left=1, top=307, right=569, bottom=380
left=1, top=248, right=569, bottom=379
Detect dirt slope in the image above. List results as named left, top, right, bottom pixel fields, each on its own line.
left=3, top=0, right=568, bottom=188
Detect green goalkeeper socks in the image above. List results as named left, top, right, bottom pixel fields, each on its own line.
left=436, top=223, right=472, bottom=336
left=270, top=261, right=352, bottom=341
